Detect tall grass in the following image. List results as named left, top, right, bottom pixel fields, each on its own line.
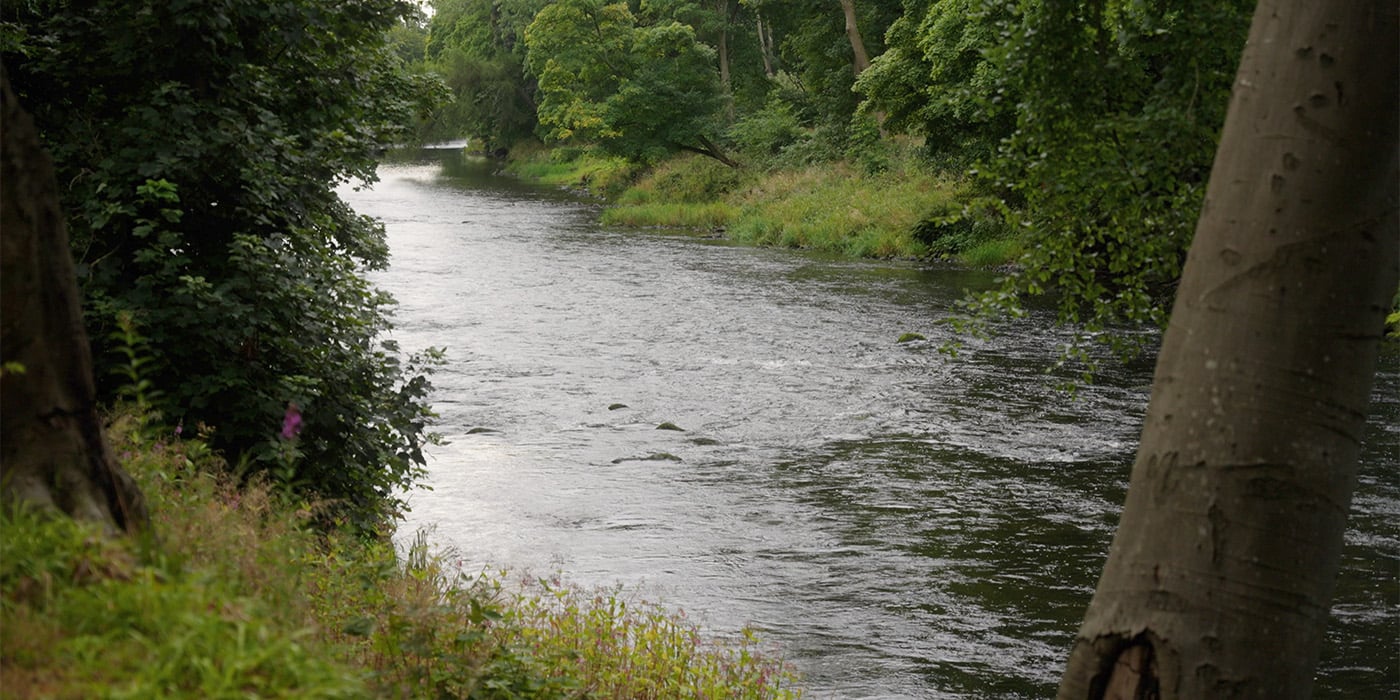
left=727, top=163, right=951, bottom=259
left=600, top=202, right=738, bottom=229
left=506, top=142, right=639, bottom=199
left=0, top=412, right=803, bottom=699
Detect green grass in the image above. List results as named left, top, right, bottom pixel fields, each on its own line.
left=600, top=202, right=738, bottom=229
left=505, top=142, right=639, bottom=199
left=726, top=163, right=951, bottom=259
left=0, top=413, right=804, bottom=699
left=505, top=141, right=1023, bottom=265
left=959, top=236, right=1024, bottom=268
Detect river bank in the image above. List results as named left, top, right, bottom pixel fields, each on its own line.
left=350, top=152, right=1399, bottom=697
left=0, top=411, right=802, bottom=698
left=501, top=141, right=1021, bottom=267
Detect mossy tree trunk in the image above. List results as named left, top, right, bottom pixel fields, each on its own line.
left=0, top=65, right=147, bottom=534
left=1058, top=2, right=1398, bottom=697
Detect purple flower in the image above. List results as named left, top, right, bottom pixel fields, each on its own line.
left=174, top=421, right=183, bottom=438
left=280, top=402, right=303, bottom=440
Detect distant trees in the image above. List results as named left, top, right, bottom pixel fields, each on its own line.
left=4, top=0, right=442, bottom=527
left=525, top=0, right=736, bottom=166
left=414, top=0, right=1275, bottom=349
left=420, top=0, right=543, bottom=149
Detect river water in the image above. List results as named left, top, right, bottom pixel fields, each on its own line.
left=343, top=148, right=1398, bottom=698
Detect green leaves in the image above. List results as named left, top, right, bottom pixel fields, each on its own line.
left=960, top=0, right=1253, bottom=367
left=9, top=0, right=438, bottom=527
left=526, top=0, right=730, bottom=164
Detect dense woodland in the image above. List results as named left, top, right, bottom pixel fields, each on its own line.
left=406, top=0, right=1256, bottom=343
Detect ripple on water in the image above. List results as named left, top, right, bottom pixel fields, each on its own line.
left=348, top=153, right=1400, bottom=699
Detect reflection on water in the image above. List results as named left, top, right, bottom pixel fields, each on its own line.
left=343, top=149, right=1398, bottom=698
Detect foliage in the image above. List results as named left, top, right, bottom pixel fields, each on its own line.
left=0, top=414, right=804, bottom=699
left=855, top=0, right=1016, bottom=163
left=505, top=142, right=642, bottom=198
left=1388, top=288, right=1400, bottom=339
left=912, top=193, right=1013, bottom=260
left=727, top=97, right=809, bottom=165
left=964, top=0, right=1254, bottom=361
left=5, top=0, right=443, bottom=527
left=728, top=160, right=949, bottom=258
left=525, top=0, right=734, bottom=165
left=421, top=0, right=544, bottom=148
left=748, top=0, right=901, bottom=139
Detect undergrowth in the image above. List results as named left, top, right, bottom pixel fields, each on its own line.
left=505, top=142, right=640, bottom=200
left=0, top=411, right=803, bottom=699
left=535, top=143, right=1018, bottom=266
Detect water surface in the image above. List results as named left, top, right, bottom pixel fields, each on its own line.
left=344, top=150, right=1398, bottom=698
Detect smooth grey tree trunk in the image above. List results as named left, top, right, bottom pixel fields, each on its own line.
left=838, top=0, right=871, bottom=77
left=0, top=65, right=147, bottom=534
left=1059, top=1, right=1398, bottom=697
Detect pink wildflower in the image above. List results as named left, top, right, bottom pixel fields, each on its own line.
left=280, top=402, right=303, bottom=440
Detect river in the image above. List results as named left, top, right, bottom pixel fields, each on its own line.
left=342, top=148, right=1398, bottom=698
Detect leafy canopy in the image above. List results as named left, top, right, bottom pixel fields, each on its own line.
left=525, top=0, right=732, bottom=165
left=6, top=0, right=443, bottom=527
left=972, top=0, right=1254, bottom=359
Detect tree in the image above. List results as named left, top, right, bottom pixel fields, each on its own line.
left=423, top=0, right=543, bottom=148
left=855, top=0, right=1016, bottom=162
left=1, top=66, right=147, bottom=534
left=962, top=0, right=1253, bottom=367
left=748, top=0, right=902, bottom=134
left=836, top=0, right=872, bottom=77
left=1059, top=1, right=1398, bottom=697
left=525, top=0, right=736, bottom=166
left=6, top=0, right=440, bottom=528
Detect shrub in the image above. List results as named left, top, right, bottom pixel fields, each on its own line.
left=8, top=0, right=441, bottom=526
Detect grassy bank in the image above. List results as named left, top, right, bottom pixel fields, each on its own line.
left=506, top=144, right=1020, bottom=266
left=0, top=414, right=802, bottom=699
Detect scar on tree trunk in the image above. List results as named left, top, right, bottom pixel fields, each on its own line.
left=0, top=63, right=148, bottom=535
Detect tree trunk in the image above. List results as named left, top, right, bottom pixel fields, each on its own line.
left=1059, top=2, right=1399, bottom=697
left=679, top=134, right=743, bottom=169
left=756, top=13, right=776, bottom=78
left=839, top=0, right=871, bottom=77
left=0, top=65, right=148, bottom=535
left=715, top=0, right=733, bottom=121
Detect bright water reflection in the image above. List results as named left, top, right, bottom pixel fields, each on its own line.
left=344, top=149, right=1398, bottom=699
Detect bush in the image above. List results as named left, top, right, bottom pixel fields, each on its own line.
left=7, top=0, right=440, bottom=527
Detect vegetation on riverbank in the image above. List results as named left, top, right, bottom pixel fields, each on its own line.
left=0, top=411, right=803, bottom=699
left=508, top=144, right=1019, bottom=265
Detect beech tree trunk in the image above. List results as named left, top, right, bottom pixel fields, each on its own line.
left=0, top=66, right=147, bottom=534
left=838, top=0, right=870, bottom=77
left=1058, top=2, right=1398, bottom=697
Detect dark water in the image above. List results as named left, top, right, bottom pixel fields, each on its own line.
left=342, top=149, right=1398, bottom=698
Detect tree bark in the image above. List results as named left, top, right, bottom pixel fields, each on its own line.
left=1059, top=2, right=1398, bottom=698
left=839, top=0, right=871, bottom=77
left=0, top=65, right=148, bottom=535
left=756, top=13, right=776, bottom=78
left=715, top=0, right=734, bottom=121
